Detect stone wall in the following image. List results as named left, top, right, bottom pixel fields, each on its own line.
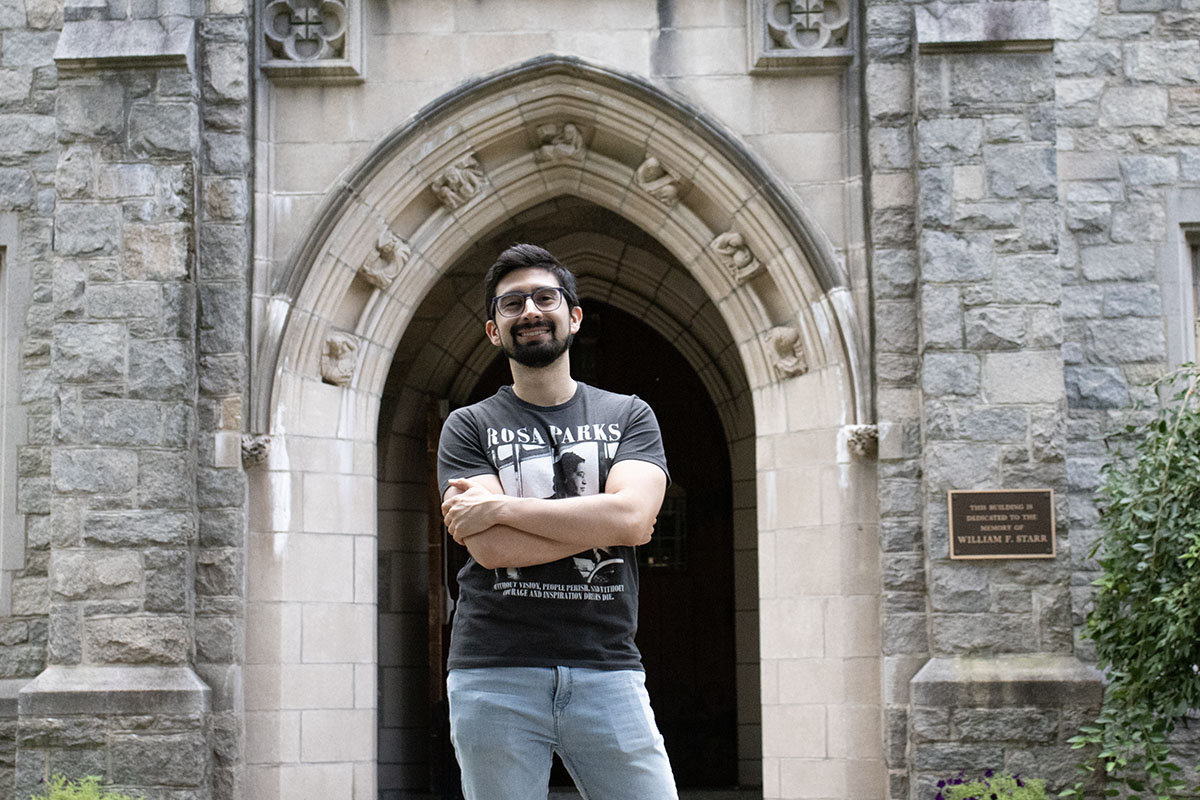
left=0, top=0, right=61, bottom=790
left=1, top=0, right=253, bottom=790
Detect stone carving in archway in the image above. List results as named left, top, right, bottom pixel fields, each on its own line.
left=635, top=155, right=685, bottom=206
left=712, top=231, right=764, bottom=284
left=320, top=330, right=360, bottom=386
left=432, top=155, right=486, bottom=210
left=358, top=228, right=411, bottom=289
left=846, top=424, right=879, bottom=458
left=766, top=325, right=808, bottom=379
left=534, top=122, right=585, bottom=163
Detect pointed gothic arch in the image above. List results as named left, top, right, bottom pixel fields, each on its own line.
left=245, top=55, right=882, bottom=800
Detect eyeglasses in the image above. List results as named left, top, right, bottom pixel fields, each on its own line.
left=491, top=286, right=567, bottom=318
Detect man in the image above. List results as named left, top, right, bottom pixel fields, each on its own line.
left=437, top=243, right=678, bottom=799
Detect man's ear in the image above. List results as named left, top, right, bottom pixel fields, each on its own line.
left=569, top=305, right=583, bottom=334
left=485, top=319, right=501, bottom=346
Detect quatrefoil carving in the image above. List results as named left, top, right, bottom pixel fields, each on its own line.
left=264, top=0, right=347, bottom=62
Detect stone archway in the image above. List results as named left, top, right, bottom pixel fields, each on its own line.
left=246, top=56, right=880, bottom=800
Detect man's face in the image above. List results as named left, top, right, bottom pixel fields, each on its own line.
left=486, top=267, right=582, bottom=369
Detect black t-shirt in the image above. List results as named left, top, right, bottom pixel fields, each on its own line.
left=437, top=382, right=669, bottom=671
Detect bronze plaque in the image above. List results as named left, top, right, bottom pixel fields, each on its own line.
left=948, top=489, right=1056, bottom=559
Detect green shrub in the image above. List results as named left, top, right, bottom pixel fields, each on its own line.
left=29, top=775, right=140, bottom=800
left=936, top=770, right=1050, bottom=800
left=1064, top=367, right=1200, bottom=800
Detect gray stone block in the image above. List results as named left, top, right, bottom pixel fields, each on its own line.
left=1102, top=283, right=1160, bottom=317
left=930, top=566, right=990, bottom=613
left=52, top=448, right=137, bottom=494
left=921, top=352, right=981, bottom=397
left=883, top=553, right=925, bottom=592
left=83, top=616, right=190, bottom=665
left=952, top=707, right=1058, bottom=743
left=917, top=118, right=984, bottom=165
left=986, top=144, right=1057, bottom=199
left=0, top=166, right=35, bottom=209
left=1055, top=42, right=1121, bottom=76
left=964, top=307, right=1024, bottom=350
left=48, top=609, right=81, bottom=664
left=202, top=177, right=248, bottom=221
left=959, top=406, right=1027, bottom=442
left=876, top=300, right=918, bottom=352
left=0, top=646, right=45, bottom=678
left=1123, top=40, right=1200, bottom=85
left=1079, top=243, right=1155, bottom=281
left=84, top=509, right=194, bottom=547
left=870, top=126, right=913, bottom=171
left=921, top=286, right=962, bottom=349
left=1120, top=154, right=1179, bottom=186
left=55, top=204, right=122, bottom=256
left=203, top=42, right=248, bottom=104
left=198, top=283, right=246, bottom=354
left=196, top=467, right=245, bottom=509
left=129, top=339, right=193, bottom=400
left=1099, top=86, right=1169, bottom=127
left=877, top=352, right=918, bottom=383
left=1109, top=201, right=1165, bottom=243
left=122, top=222, right=190, bottom=281
left=144, top=549, right=189, bottom=612
left=1065, top=367, right=1128, bottom=410
left=925, top=441, right=998, bottom=491
left=129, top=102, right=199, bottom=157
left=1086, top=316, right=1165, bottom=363
left=17, top=717, right=107, bottom=749
left=883, top=612, right=929, bottom=656
left=929, top=612, right=1035, bottom=654
left=912, top=742, right=1005, bottom=772
left=196, top=550, right=240, bottom=597
left=880, top=517, right=922, bottom=553
left=194, top=616, right=237, bottom=663
left=878, top=478, right=922, bottom=517
left=1063, top=201, right=1109, bottom=234
left=56, top=82, right=124, bottom=139
left=945, top=52, right=1054, bottom=107
left=909, top=706, right=952, bottom=743
left=920, top=230, right=992, bottom=282
left=197, top=224, right=249, bottom=280
left=137, top=450, right=194, bottom=507
left=874, top=248, right=918, bottom=298
left=50, top=551, right=141, bottom=600
left=2, top=31, right=58, bottom=68
left=110, top=731, right=208, bottom=787
left=953, top=201, right=1020, bottom=230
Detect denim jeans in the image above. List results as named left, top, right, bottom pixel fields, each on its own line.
left=447, top=666, right=679, bottom=800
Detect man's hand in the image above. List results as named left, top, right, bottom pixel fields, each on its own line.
left=441, top=476, right=508, bottom=543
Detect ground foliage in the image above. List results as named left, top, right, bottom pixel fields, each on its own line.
left=29, top=776, right=140, bottom=800
left=938, top=770, right=1050, bottom=800
left=1064, top=368, right=1200, bottom=799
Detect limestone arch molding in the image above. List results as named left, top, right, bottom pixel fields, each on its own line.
left=255, top=55, right=870, bottom=438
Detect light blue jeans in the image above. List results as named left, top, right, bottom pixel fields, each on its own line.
left=447, top=666, right=679, bottom=800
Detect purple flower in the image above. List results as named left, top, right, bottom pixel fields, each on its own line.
left=984, top=769, right=994, bottom=778
left=938, top=780, right=947, bottom=788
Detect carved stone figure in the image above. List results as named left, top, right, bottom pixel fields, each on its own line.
left=241, top=434, right=272, bottom=468
left=765, top=326, right=808, bottom=379
left=358, top=229, right=411, bottom=289
left=845, top=425, right=878, bottom=458
left=264, top=0, right=348, bottom=62
left=320, top=331, right=360, bottom=386
left=712, top=231, right=764, bottom=284
left=431, top=155, right=486, bottom=210
left=534, top=122, right=584, bottom=163
left=635, top=155, right=682, bottom=206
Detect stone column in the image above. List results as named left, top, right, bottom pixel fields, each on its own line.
left=15, top=15, right=212, bottom=799
left=907, top=2, right=1101, bottom=796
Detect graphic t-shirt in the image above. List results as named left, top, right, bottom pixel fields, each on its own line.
left=437, top=382, right=669, bottom=671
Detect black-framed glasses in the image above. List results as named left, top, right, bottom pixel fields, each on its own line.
left=491, top=286, right=567, bottom=318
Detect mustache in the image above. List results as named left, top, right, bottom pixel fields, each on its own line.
left=513, top=320, right=555, bottom=335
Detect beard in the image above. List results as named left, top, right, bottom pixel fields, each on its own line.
left=503, top=320, right=574, bottom=368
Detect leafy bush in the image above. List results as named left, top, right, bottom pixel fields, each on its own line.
left=936, top=770, right=1050, bottom=800
left=1064, top=367, right=1200, bottom=799
left=29, top=775, right=140, bottom=800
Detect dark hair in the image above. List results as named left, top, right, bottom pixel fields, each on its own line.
left=483, top=244, right=580, bottom=319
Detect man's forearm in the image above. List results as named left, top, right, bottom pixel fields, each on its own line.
left=461, top=525, right=587, bottom=569
left=491, top=494, right=653, bottom=550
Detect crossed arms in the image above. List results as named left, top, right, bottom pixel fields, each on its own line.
left=440, top=459, right=668, bottom=570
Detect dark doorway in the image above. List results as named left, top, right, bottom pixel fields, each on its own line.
left=431, top=301, right=738, bottom=790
